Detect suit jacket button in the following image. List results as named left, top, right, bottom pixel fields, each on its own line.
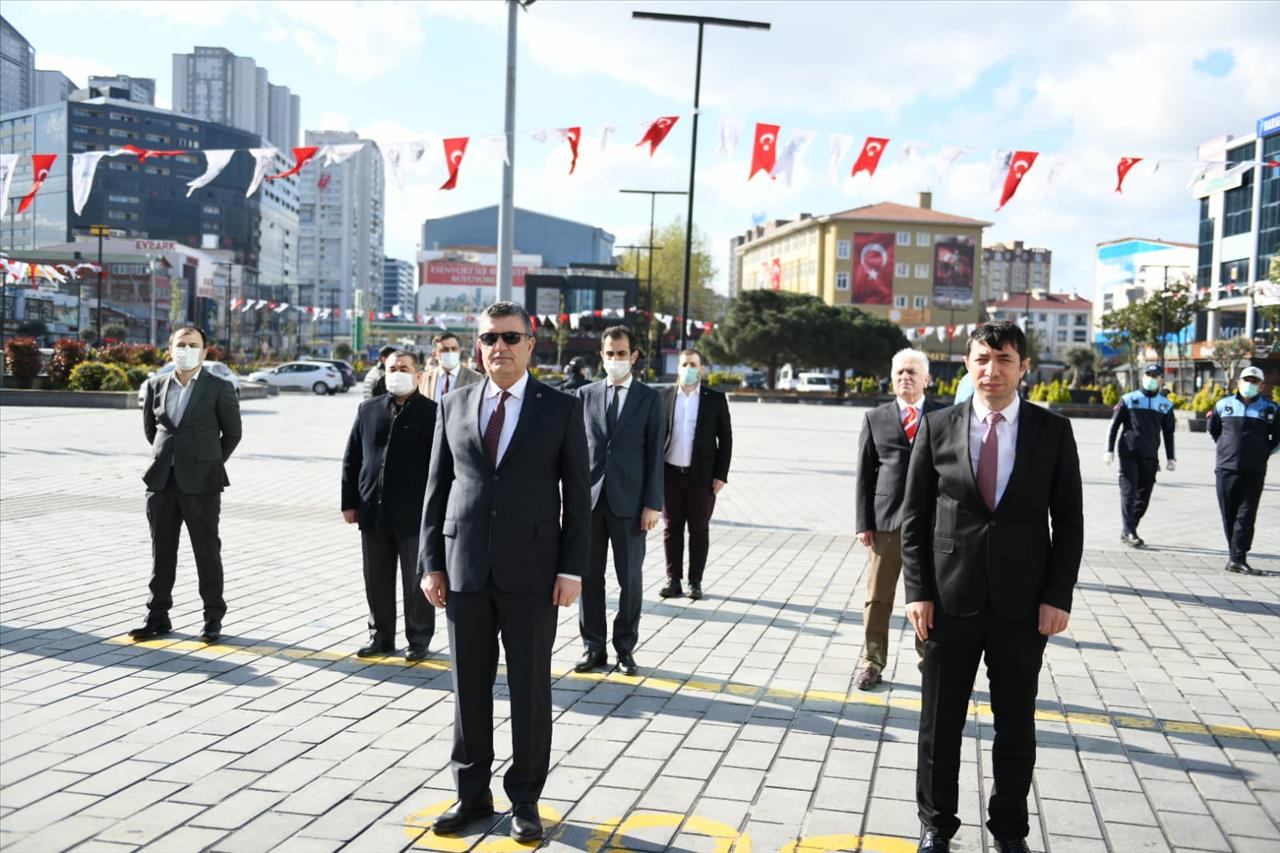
left=492, top=474, right=499, bottom=481
left=490, top=510, right=498, bottom=517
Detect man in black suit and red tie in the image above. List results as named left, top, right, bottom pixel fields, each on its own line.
left=902, top=321, right=1083, bottom=853
left=854, top=348, right=945, bottom=690
left=418, top=302, right=590, bottom=843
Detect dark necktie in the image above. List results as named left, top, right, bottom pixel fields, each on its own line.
left=903, top=405, right=918, bottom=442
left=977, top=411, right=1004, bottom=511
left=483, top=391, right=510, bottom=466
left=606, top=385, right=621, bottom=436
left=443, top=371, right=451, bottom=395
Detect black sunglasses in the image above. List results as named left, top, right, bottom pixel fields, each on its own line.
left=478, top=331, right=531, bottom=346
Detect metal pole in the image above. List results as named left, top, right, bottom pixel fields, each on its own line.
left=224, top=264, right=233, bottom=354
left=619, top=188, right=685, bottom=374
left=148, top=256, right=157, bottom=346
left=1159, top=266, right=1168, bottom=376
left=677, top=23, right=705, bottom=352
left=496, top=0, right=519, bottom=302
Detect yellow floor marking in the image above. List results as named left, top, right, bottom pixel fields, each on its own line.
left=586, top=812, right=751, bottom=853
left=782, top=834, right=917, bottom=853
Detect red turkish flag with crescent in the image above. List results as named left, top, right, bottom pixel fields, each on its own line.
left=750, top=123, right=781, bottom=180
left=997, top=151, right=1038, bottom=210
left=18, top=154, right=57, bottom=213
left=852, top=232, right=894, bottom=305
left=769, top=257, right=782, bottom=290
left=440, top=137, right=469, bottom=190
left=1115, top=156, right=1142, bottom=193
left=564, top=127, right=581, bottom=174
left=268, top=147, right=320, bottom=181
left=636, top=116, right=679, bottom=157
left=851, top=136, right=890, bottom=178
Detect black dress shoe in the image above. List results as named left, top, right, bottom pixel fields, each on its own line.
left=616, top=651, right=638, bottom=676
left=1120, top=531, right=1144, bottom=548
left=356, top=642, right=394, bottom=658
left=573, top=648, right=607, bottom=673
left=405, top=646, right=429, bottom=663
left=199, top=622, right=221, bottom=643
left=854, top=666, right=882, bottom=690
left=658, top=579, right=683, bottom=598
left=993, top=838, right=1030, bottom=853
left=1226, top=560, right=1264, bottom=575
left=128, top=620, right=172, bottom=641
left=510, top=801, right=543, bottom=842
left=918, top=830, right=950, bottom=853
left=688, top=583, right=703, bottom=600
left=432, top=793, right=495, bottom=835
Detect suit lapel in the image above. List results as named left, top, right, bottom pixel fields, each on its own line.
left=665, top=387, right=676, bottom=448
left=155, top=376, right=175, bottom=430
left=959, top=399, right=985, bottom=507
left=694, top=386, right=710, bottom=440
left=465, top=381, right=490, bottom=468
left=181, top=370, right=212, bottom=428
left=999, top=401, right=1037, bottom=510
left=499, top=375, right=544, bottom=468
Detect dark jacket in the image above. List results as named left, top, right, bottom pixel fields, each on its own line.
left=142, top=369, right=242, bottom=494
left=578, top=379, right=666, bottom=516
left=341, top=392, right=438, bottom=534
left=560, top=372, right=591, bottom=392
left=1209, top=393, right=1280, bottom=473
left=1107, top=389, right=1176, bottom=460
left=901, top=399, right=1084, bottom=623
left=662, top=384, right=733, bottom=486
left=855, top=397, right=947, bottom=533
left=418, top=375, right=591, bottom=593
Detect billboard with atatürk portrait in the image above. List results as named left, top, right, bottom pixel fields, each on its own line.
left=932, top=235, right=975, bottom=308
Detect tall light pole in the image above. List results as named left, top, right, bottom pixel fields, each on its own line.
left=620, top=188, right=685, bottom=374
left=632, top=11, right=770, bottom=350
left=89, top=225, right=109, bottom=343
left=497, top=0, right=536, bottom=302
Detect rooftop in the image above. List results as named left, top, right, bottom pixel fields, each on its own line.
left=831, top=201, right=993, bottom=227
left=988, top=292, right=1092, bottom=311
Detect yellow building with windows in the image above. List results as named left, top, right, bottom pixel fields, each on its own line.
left=735, top=193, right=991, bottom=359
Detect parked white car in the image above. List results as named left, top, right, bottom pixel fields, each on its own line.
left=794, top=373, right=835, bottom=392
left=136, top=360, right=241, bottom=407
left=248, top=361, right=343, bottom=395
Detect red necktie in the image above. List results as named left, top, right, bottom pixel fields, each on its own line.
left=977, top=412, right=1004, bottom=510
left=483, top=391, right=510, bottom=466
left=903, top=405, right=918, bottom=442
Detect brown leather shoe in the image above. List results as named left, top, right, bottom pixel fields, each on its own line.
left=854, top=666, right=882, bottom=690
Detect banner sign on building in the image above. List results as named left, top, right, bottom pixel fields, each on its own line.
left=419, top=261, right=529, bottom=312
left=1258, top=112, right=1280, bottom=139
left=932, top=235, right=975, bottom=308
left=535, top=288, right=560, bottom=316
left=852, top=232, right=894, bottom=305
left=602, top=290, right=626, bottom=312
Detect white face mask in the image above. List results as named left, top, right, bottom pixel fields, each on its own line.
left=605, top=359, right=632, bottom=382
left=679, top=366, right=700, bottom=386
left=1141, top=376, right=1160, bottom=393
left=173, top=346, right=202, bottom=371
left=1239, top=381, right=1260, bottom=399
left=439, top=351, right=460, bottom=371
left=385, top=371, right=416, bottom=396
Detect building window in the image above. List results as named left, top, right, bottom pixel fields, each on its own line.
left=1057, top=329, right=1067, bottom=343
left=1073, top=329, right=1088, bottom=342
left=107, top=194, right=138, bottom=204
left=914, top=263, right=929, bottom=279
left=896, top=231, right=911, bottom=246
left=1074, top=314, right=1087, bottom=326
left=893, top=294, right=908, bottom=308
left=202, top=205, right=221, bottom=215
left=1038, top=313, right=1048, bottom=322
left=916, top=232, right=930, bottom=247
left=913, top=295, right=927, bottom=308
left=836, top=239, right=850, bottom=259
left=835, top=271, right=849, bottom=290
left=894, top=262, right=909, bottom=278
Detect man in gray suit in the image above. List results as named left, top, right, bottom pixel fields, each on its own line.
left=574, top=326, right=665, bottom=676
left=420, top=332, right=483, bottom=401
left=419, top=302, right=590, bottom=843
left=130, top=326, right=242, bottom=643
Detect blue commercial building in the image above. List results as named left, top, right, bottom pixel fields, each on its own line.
left=421, top=206, right=614, bottom=267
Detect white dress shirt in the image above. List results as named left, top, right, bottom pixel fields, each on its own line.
left=969, top=395, right=1020, bottom=506
left=165, top=367, right=202, bottom=427
left=435, top=368, right=458, bottom=398
left=591, top=374, right=634, bottom=508
left=895, top=395, right=923, bottom=437
left=665, top=383, right=701, bottom=467
left=480, top=372, right=529, bottom=466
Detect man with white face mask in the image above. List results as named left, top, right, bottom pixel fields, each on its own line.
left=342, top=351, right=438, bottom=660
left=1105, top=363, right=1176, bottom=548
left=132, top=326, right=241, bottom=643
left=573, top=326, right=666, bottom=676
left=421, top=332, right=482, bottom=400
left=1208, top=365, right=1280, bottom=574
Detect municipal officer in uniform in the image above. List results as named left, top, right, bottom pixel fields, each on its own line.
left=1208, top=365, right=1280, bottom=575
left=1105, top=364, right=1176, bottom=547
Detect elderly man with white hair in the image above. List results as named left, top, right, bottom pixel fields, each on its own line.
left=853, top=348, right=947, bottom=689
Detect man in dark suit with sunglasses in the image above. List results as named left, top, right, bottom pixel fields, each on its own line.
left=419, top=302, right=590, bottom=843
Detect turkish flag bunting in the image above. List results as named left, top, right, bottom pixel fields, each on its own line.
left=119, top=144, right=186, bottom=161
left=851, top=136, right=890, bottom=178
left=997, top=151, right=1038, bottom=210
left=563, top=127, right=581, bottom=174
left=440, top=137, right=469, bottom=190
left=268, top=146, right=320, bottom=181
left=750, top=123, right=781, bottom=180
left=18, top=154, right=56, bottom=213
left=317, top=173, right=332, bottom=190
left=1115, top=156, right=1142, bottom=193
left=636, top=116, right=679, bottom=157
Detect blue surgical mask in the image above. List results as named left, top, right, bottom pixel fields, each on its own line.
left=1141, top=377, right=1159, bottom=393
left=679, top=366, right=700, bottom=386
left=1240, top=382, right=1260, bottom=399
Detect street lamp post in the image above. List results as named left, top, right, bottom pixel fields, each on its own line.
left=89, top=225, right=109, bottom=343
left=620, top=188, right=685, bottom=376
left=497, top=0, right=537, bottom=301
left=632, top=11, right=770, bottom=351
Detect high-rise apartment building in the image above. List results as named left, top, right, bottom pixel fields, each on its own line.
left=35, top=69, right=76, bottom=106
left=87, top=74, right=155, bottom=105
left=981, top=240, right=1051, bottom=301
left=172, top=47, right=299, bottom=148
left=1, top=16, right=36, bottom=114
left=381, top=257, right=415, bottom=315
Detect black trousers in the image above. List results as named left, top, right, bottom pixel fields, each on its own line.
left=662, top=464, right=717, bottom=584
left=1216, top=469, right=1267, bottom=562
left=1118, top=452, right=1158, bottom=535
left=360, top=529, right=433, bottom=649
left=447, top=581, right=558, bottom=804
left=145, top=477, right=225, bottom=623
left=579, top=493, right=645, bottom=655
left=918, top=607, right=1048, bottom=840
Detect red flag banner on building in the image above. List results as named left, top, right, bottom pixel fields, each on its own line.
left=852, top=231, right=894, bottom=305
left=440, top=137, right=469, bottom=190
left=750, top=123, right=780, bottom=180
left=119, top=144, right=187, bottom=161
left=18, top=154, right=56, bottom=213
left=769, top=257, right=782, bottom=290
left=563, top=127, right=581, bottom=174
left=851, top=136, right=890, bottom=178
left=268, top=146, right=320, bottom=181
left=997, top=151, right=1038, bottom=210
left=318, top=173, right=332, bottom=190
left=1115, top=156, right=1142, bottom=193
left=636, top=116, right=679, bottom=157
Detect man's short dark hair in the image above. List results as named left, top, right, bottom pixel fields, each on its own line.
left=378, top=345, right=397, bottom=360
left=387, top=350, right=419, bottom=368
left=433, top=332, right=460, bottom=348
left=678, top=348, right=703, bottom=365
left=478, top=301, right=532, bottom=335
left=967, top=321, right=1027, bottom=361
left=170, top=325, right=207, bottom=347
left=601, top=325, right=635, bottom=350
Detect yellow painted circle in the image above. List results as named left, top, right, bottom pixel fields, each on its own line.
left=781, top=833, right=918, bottom=853
left=586, top=812, right=751, bottom=853
left=404, top=797, right=564, bottom=851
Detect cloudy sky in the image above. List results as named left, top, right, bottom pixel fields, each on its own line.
left=6, top=0, right=1278, bottom=298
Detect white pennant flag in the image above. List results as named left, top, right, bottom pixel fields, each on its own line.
left=598, top=125, right=616, bottom=151
left=1045, top=156, right=1071, bottom=186
left=381, top=141, right=429, bottom=190
left=770, top=129, right=817, bottom=187
left=0, top=153, right=19, bottom=215
left=245, top=148, right=278, bottom=197
left=827, top=133, right=854, bottom=182
left=967, top=323, right=977, bottom=334
left=71, top=151, right=114, bottom=215
left=319, top=143, right=364, bottom=167
left=474, top=135, right=510, bottom=166
left=716, top=118, right=742, bottom=159
left=530, top=129, right=550, bottom=144
left=899, top=141, right=929, bottom=164
left=273, top=302, right=290, bottom=314
left=240, top=299, right=254, bottom=313
left=569, top=314, right=581, bottom=330
left=936, top=327, right=946, bottom=342
left=934, top=145, right=974, bottom=184
left=391, top=304, right=401, bottom=316
left=990, top=149, right=1013, bottom=192
left=187, top=149, right=236, bottom=198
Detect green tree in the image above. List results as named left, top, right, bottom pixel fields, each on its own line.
left=1212, top=336, right=1254, bottom=385
left=616, top=219, right=723, bottom=324
left=1025, top=327, right=1047, bottom=370
left=699, top=290, right=819, bottom=389
left=1064, top=345, right=1097, bottom=388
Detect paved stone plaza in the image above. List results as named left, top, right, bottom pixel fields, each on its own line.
left=1, top=392, right=1277, bottom=853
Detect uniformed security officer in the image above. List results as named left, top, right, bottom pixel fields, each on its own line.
left=1105, top=364, right=1176, bottom=547
left=1209, top=365, right=1280, bottom=575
